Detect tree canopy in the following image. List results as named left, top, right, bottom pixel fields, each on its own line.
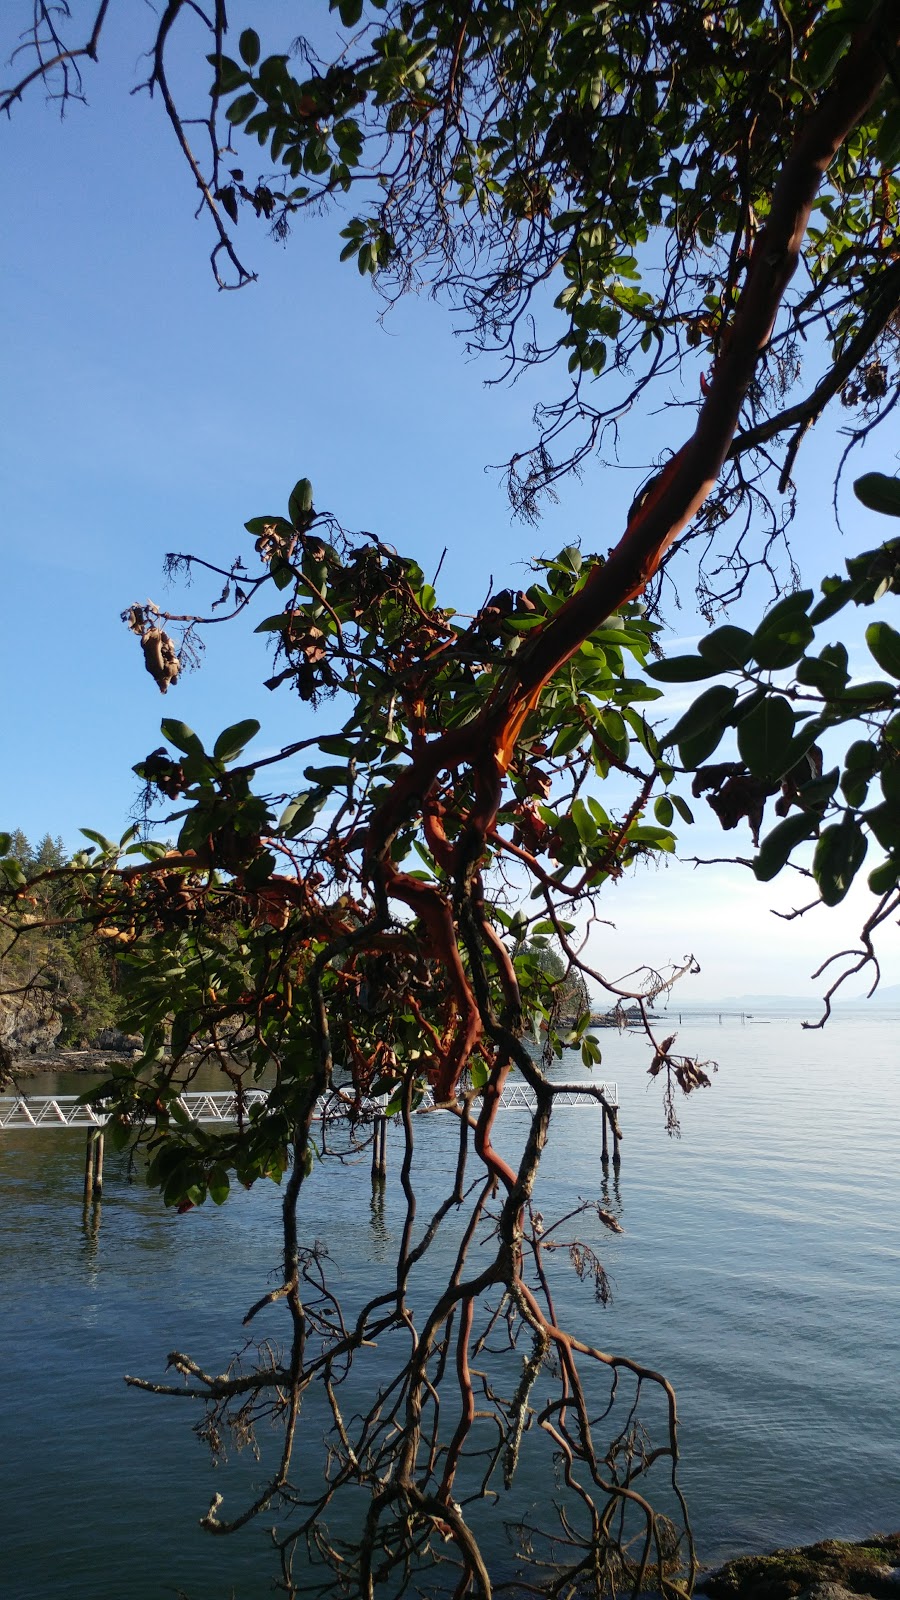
left=5, top=3, right=900, bottom=589
left=3, top=3, right=900, bottom=1596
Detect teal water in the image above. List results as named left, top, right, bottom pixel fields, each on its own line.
left=2, top=1009, right=898, bottom=1598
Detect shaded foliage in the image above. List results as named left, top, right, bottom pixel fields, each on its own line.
left=670, top=472, right=900, bottom=1019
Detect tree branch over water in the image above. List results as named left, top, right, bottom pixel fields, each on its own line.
left=3, top=3, right=900, bottom=1591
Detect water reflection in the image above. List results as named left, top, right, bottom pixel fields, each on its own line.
left=368, top=1176, right=390, bottom=1258
left=600, top=1163, right=622, bottom=1215
left=3, top=1016, right=900, bottom=1597
left=80, top=1199, right=102, bottom=1250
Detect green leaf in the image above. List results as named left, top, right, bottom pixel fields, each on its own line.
left=754, top=813, right=817, bottom=883
left=678, top=721, right=729, bottom=768
left=209, top=54, right=248, bottom=94
left=469, top=1059, right=489, bottom=1090
left=596, top=708, right=630, bottom=763
left=737, top=696, right=796, bottom=781
left=670, top=793, right=694, bottom=825
left=317, top=735, right=357, bottom=756
left=645, top=655, right=719, bottom=682
left=552, top=720, right=587, bottom=759
left=161, top=719, right=205, bottom=758
left=853, top=473, right=900, bottom=518
left=303, top=763, right=352, bottom=788
left=226, top=90, right=258, bottom=125
left=794, top=767, right=839, bottom=813
left=868, top=859, right=900, bottom=895
left=809, top=578, right=853, bottom=626
left=795, top=651, right=848, bottom=694
left=780, top=715, right=830, bottom=775
left=255, top=613, right=293, bottom=633
left=554, top=544, right=582, bottom=574
left=840, top=680, right=897, bottom=705
left=271, top=558, right=295, bottom=590
left=0, top=857, right=26, bottom=887
left=79, top=827, right=116, bottom=853
left=245, top=515, right=294, bottom=538
left=288, top=478, right=314, bottom=528
left=170, top=1011, right=193, bottom=1058
left=213, top=719, right=261, bottom=763
left=238, top=28, right=260, bottom=67
left=876, top=104, right=900, bottom=167
left=865, top=619, right=900, bottom=680
left=277, top=791, right=317, bottom=835
left=0, top=833, right=10, bottom=856
left=107, top=1115, right=131, bottom=1152
left=813, top=819, right=867, bottom=906
left=698, top=625, right=753, bottom=670
left=571, top=797, right=596, bottom=845
left=627, top=824, right=675, bottom=850
left=667, top=684, right=737, bottom=747
left=209, top=1165, right=231, bottom=1205
left=751, top=591, right=814, bottom=670
left=880, top=755, right=900, bottom=805
left=864, top=802, right=900, bottom=852
left=654, top=795, right=673, bottom=827
left=844, top=541, right=900, bottom=602
left=845, top=738, right=879, bottom=771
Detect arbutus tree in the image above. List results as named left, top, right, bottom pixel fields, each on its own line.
left=3, top=3, right=900, bottom=1595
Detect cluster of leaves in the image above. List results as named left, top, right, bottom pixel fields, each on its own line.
left=6, top=472, right=698, bottom=1211
left=652, top=472, right=900, bottom=1010
left=210, top=2, right=900, bottom=550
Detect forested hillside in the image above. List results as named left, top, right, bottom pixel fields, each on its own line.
left=0, top=831, right=123, bottom=1058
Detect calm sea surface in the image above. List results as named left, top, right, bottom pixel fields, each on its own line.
left=2, top=1006, right=898, bottom=1598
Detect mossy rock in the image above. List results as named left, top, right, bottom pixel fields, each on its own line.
left=698, top=1534, right=900, bottom=1600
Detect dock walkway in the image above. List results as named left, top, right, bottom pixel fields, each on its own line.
left=0, top=1080, right=618, bottom=1132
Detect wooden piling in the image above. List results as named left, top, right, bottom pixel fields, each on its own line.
left=601, top=1103, right=609, bottom=1165
left=372, top=1114, right=387, bottom=1182
left=84, top=1127, right=104, bottom=1205
left=83, top=1129, right=96, bottom=1206
left=612, top=1119, right=621, bottom=1167
left=92, top=1129, right=104, bottom=1200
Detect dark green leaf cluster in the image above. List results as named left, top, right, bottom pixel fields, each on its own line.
left=660, top=474, right=900, bottom=920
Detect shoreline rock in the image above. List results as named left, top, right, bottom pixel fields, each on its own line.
left=1, top=1045, right=139, bottom=1083
left=697, top=1533, right=900, bottom=1600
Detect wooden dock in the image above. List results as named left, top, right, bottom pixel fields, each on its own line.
left=1, top=1080, right=622, bottom=1206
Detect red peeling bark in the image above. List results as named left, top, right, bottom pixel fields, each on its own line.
left=362, top=13, right=897, bottom=1101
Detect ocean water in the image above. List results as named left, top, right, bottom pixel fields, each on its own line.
left=1, top=1007, right=898, bottom=1598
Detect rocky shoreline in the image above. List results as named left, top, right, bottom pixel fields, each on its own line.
left=698, top=1533, right=900, bottom=1600
left=0, top=1045, right=138, bottom=1083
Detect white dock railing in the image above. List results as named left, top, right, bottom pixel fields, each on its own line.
left=0, top=1080, right=618, bottom=1133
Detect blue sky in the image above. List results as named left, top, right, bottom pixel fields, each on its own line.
left=2, top=3, right=898, bottom=1002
